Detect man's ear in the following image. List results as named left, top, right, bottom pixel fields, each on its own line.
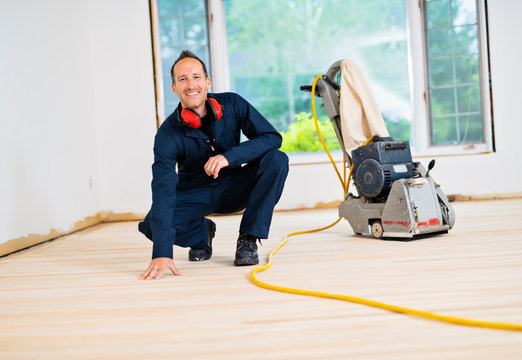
left=206, top=76, right=211, bottom=89
left=171, top=82, right=177, bottom=94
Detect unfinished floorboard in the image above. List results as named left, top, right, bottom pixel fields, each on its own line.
left=1, top=199, right=522, bottom=359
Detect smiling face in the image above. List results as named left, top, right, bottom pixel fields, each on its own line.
left=171, top=57, right=211, bottom=117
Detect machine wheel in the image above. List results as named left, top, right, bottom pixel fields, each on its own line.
left=370, top=220, right=383, bottom=239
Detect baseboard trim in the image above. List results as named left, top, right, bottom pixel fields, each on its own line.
left=0, top=212, right=145, bottom=258
left=3, top=191, right=522, bottom=257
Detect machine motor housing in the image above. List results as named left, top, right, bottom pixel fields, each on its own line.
left=352, top=140, right=417, bottom=199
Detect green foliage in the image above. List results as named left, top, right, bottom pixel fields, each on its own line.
left=384, top=116, right=411, bottom=142
left=280, top=112, right=412, bottom=153
left=280, top=112, right=341, bottom=153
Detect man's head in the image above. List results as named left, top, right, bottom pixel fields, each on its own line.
left=171, top=50, right=211, bottom=116
left=170, top=50, right=208, bottom=84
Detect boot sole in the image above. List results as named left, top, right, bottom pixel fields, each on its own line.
left=234, top=256, right=259, bottom=266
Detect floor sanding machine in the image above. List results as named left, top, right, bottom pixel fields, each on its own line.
left=301, top=60, right=455, bottom=239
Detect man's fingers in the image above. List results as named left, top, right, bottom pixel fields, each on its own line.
left=204, top=158, right=219, bottom=176
left=140, top=257, right=180, bottom=280
left=169, top=263, right=182, bottom=276
left=145, top=266, right=158, bottom=280
left=204, top=155, right=229, bottom=178
left=155, top=268, right=165, bottom=280
left=139, top=265, right=153, bottom=280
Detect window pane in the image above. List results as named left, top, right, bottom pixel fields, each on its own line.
left=454, top=55, right=479, bottom=84
left=426, top=0, right=451, bottom=28
left=159, top=18, right=181, bottom=45
left=161, top=45, right=182, bottom=74
left=452, top=0, right=477, bottom=26
left=430, top=58, right=454, bottom=86
left=456, top=85, right=481, bottom=113
left=431, top=88, right=455, bottom=116
left=427, top=28, right=452, bottom=57
left=458, top=113, right=483, bottom=143
left=182, top=0, right=206, bottom=16
left=163, top=74, right=178, bottom=105
left=183, top=17, right=208, bottom=46
left=224, top=0, right=411, bottom=152
left=158, top=0, right=180, bottom=16
left=453, top=25, right=478, bottom=55
left=424, top=0, right=484, bottom=146
left=432, top=116, right=457, bottom=144
left=156, top=0, right=209, bottom=118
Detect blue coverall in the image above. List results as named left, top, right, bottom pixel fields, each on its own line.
left=138, top=92, right=289, bottom=259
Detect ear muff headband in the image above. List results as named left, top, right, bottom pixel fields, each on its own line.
left=180, top=98, right=222, bottom=128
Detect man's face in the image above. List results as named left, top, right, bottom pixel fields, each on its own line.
left=171, top=57, right=211, bottom=115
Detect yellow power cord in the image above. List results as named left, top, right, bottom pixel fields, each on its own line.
left=250, top=74, right=522, bottom=332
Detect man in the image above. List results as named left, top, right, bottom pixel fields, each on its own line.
left=138, top=50, right=288, bottom=280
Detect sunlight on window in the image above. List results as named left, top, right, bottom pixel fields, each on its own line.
left=224, top=0, right=411, bottom=152
left=424, top=0, right=484, bottom=145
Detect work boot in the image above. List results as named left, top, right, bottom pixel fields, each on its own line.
left=188, top=218, right=216, bottom=261
left=234, top=233, right=261, bottom=266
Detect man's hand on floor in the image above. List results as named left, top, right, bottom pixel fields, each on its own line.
left=139, top=257, right=181, bottom=280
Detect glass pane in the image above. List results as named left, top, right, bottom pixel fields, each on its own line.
left=158, top=0, right=180, bottom=16
left=156, top=0, right=210, bottom=118
left=427, top=29, right=452, bottom=57
left=163, top=74, right=179, bottom=103
left=454, top=55, right=479, bottom=84
left=182, top=0, right=206, bottom=16
left=186, top=45, right=209, bottom=67
left=431, top=88, right=455, bottom=116
left=225, top=0, right=412, bottom=150
left=183, top=17, right=208, bottom=46
left=452, top=0, right=477, bottom=26
left=161, top=45, right=183, bottom=75
left=159, top=18, right=181, bottom=45
left=458, top=113, right=483, bottom=143
left=429, top=58, right=454, bottom=86
left=426, top=0, right=451, bottom=29
left=424, top=0, right=484, bottom=146
left=453, top=25, right=478, bottom=55
left=432, top=116, right=457, bottom=144
left=457, top=85, right=481, bottom=113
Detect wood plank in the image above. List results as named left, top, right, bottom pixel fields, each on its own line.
left=1, top=199, right=522, bottom=359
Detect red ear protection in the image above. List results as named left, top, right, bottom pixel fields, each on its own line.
left=180, top=98, right=222, bottom=128
left=207, top=97, right=223, bottom=121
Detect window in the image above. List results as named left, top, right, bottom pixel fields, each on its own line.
left=408, top=0, right=493, bottom=155
left=150, top=0, right=493, bottom=157
left=425, top=0, right=485, bottom=144
left=223, top=0, right=412, bottom=154
left=151, top=0, right=210, bottom=121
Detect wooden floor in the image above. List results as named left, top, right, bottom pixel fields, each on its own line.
left=1, top=199, right=522, bottom=359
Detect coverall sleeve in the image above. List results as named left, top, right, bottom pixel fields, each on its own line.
left=221, top=93, right=282, bottom=168
left=149, top=129, right=180, bottom=259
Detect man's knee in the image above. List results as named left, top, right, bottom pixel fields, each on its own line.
left=261, top=149, right=289, bottom=174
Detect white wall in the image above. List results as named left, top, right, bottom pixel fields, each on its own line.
left=0, top=0, right=156, bottom=246
left=1, top=0, right=521, bottom=249
left=88, top=0, right=156, bottom=214
left=277, top=0, right=522, bottom=209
